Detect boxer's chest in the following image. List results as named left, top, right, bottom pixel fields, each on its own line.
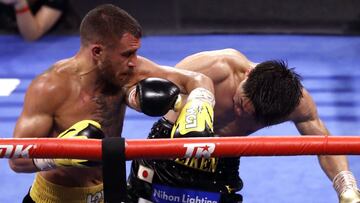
left=55, top=89, right=126, bottom=137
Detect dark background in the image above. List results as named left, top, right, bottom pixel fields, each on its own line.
left=1, top=0, right=360, bottom=35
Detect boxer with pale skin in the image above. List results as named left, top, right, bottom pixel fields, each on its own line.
left=128, top=49, right=360, bottom=203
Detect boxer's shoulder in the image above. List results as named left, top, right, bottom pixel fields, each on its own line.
left=27, top=64, right=73, bottom=108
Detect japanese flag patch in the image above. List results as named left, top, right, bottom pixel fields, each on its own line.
left=137, top=164, right=154, bottom=184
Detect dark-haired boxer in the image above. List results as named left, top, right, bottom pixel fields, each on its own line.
left=9, top=4, right=214, bottom=203
left=127, top=49, right=360, bottom=203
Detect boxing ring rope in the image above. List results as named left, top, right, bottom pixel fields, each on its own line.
left=3, top=136, right=360, bottom=202
left=1, top=136, right=360, bottom=160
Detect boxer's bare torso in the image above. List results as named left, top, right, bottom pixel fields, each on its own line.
left=25, top=57, right=127, bottom=186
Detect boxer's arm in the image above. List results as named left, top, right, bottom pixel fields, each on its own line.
left=9, top=75, right=66, bottom=173
left=157, top=66, right=216, bottom=138
left=295, top=118, right=349, bottom=179
left=134, top=57, right=215, bottom=137
left=293, top=89, right=359, bottom=202
left=295, top=117, right=360, bottom=202
left=292, top=89, right=348, bottom=179
left=136, top=56, right=215, bottom=95
left=33, top=120, right=104, bottom=170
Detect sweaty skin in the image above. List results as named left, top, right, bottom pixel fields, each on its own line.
left=8, top=33, right=214, bottom=187
left=164, top=48, right=349, bottom=182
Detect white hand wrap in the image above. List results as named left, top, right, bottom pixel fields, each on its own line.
left=188, top=88, right=215, bottom=107
left=33, top=158, right=57, bottom=171
left=333, top=171, right=359, bottom=196
left=127, top=87, right=138, bottom=110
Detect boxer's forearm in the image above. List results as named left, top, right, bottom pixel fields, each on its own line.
left=318, top=155, right=349, bottom=180
left=319, top=155, right=360, bottom=202
left=9, top=158, right=39, bottom=173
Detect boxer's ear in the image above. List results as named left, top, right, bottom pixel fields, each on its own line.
left=91, top=44, right=103, bottom=59
left=245, top=68, right=252, bottom=76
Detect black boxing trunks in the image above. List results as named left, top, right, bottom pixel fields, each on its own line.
left=127, top=118, right=243, bottom=203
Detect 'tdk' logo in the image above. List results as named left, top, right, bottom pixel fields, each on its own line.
left=183, top=143, right=215, bottom=158
left=0, top=145, right=34, bottom=158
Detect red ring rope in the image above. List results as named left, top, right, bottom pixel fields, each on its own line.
left=1, top=136, right=360, bottom=160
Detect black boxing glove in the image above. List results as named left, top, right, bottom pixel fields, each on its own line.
left=136, top=77, right=182, bottom=117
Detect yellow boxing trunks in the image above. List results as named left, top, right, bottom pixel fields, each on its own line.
left=30, top=174, right=104, bottom=203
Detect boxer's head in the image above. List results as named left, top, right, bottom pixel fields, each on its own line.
left=79, top=4, right=142, bottom=86
left=234, top=60, right=303, bottom=126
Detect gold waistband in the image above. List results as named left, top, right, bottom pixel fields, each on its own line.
left=30, top=173, right=104, bottom=203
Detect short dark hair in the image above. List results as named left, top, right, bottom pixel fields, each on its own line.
left=243, top=60, right=303, bottom=126
left=79, top=4, right=142, bottom=46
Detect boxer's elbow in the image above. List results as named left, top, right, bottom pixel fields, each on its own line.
left=193, top=73, right=215, bottom=93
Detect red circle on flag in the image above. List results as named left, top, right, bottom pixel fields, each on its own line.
left=142, top=170, right=148, bottom=178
